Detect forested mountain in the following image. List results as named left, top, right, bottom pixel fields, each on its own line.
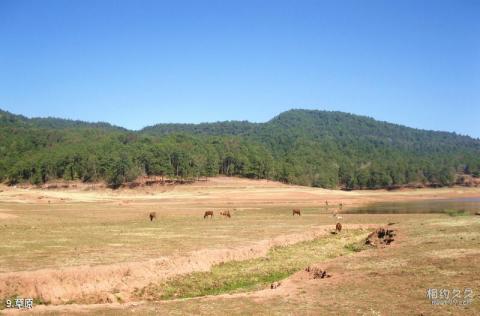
left=1, top=108, right=479, bottom=189
left=0, top=109, right=125, bottom=131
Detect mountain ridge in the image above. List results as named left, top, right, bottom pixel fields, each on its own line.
left=1, top=108, right=479, bottom=189
left=1, top=108, right=477, bottom=140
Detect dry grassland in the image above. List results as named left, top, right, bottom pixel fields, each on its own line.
left=0, top=177, right=479, bottom=315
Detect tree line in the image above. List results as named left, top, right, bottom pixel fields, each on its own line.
left=0, top=109, right=479, bottom=189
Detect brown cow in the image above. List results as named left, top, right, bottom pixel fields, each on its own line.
left=149, top=212, right=156, bottom=221
left=204, top=211, right=214, bottom=219
left=292, top=209, right=301, bottom=216
left=335, top=222, right=342, bottom=233
left=220, top=210, right=231, bottom=218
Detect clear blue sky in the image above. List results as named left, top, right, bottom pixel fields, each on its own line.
left=1, top=0, right=479, bottom=137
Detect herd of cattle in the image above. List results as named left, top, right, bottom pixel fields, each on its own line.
left=148, top=200, right=344, bottom=233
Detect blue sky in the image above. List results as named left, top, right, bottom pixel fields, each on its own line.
left=0, top=0, right=479, bottom=137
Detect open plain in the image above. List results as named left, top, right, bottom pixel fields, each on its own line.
left=0, top=177, right=479, bottom=315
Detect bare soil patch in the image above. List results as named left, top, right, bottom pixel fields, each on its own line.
left=0, top=212, right=18, bottom=220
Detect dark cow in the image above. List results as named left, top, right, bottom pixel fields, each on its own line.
left=292, top=209, right=301, bottom=216
left=149, top=212, right=156, bottom=221
left=220, top=210, right=231, bottom=218
left=335, top=222, right=342, bottom=233
left=204, top=211, right=214, bottom=219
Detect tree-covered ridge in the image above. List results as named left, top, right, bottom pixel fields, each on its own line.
left=142, top=120, right=258, bottom=136
left=0, top=108, right=479, bottom=189
left=0, top=109, right=125, bottom=131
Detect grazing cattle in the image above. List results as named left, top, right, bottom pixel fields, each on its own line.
left=292, top=209, right=301, bottom=216
left=220, top=210, right=231, bottom=218
left=204, top=211, right=214, bottom=219
left=149, top=212, right=156, bottom=221
left=336, top=222, right=342, bottom=233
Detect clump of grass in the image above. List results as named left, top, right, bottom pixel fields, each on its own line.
left=139, top=230, right=368, bottom=300
left=344, top=241, right=369, bottom=253
left=115, top=295, right=124, bottom=303
left=445, top=209, right=469, bottom=217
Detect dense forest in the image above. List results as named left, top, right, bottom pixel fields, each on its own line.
left=1, top=109, right=479, bottom=189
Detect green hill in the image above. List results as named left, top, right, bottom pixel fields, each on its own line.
left=1, top=108, right=479, bottom=189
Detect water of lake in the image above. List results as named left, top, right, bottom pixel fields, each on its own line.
left=346, top=197, right=480, bottom=214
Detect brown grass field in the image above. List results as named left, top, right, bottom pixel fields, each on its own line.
left=0, top=177, right=479, bottom=315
